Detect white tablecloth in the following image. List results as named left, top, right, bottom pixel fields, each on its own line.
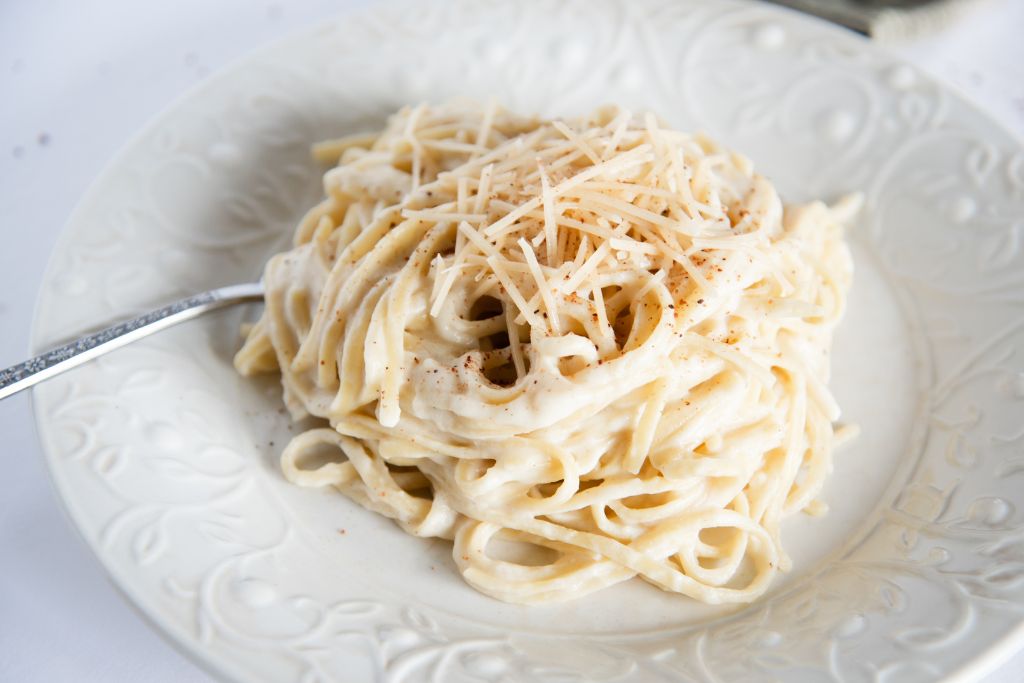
left=1, top=1, right=1022, bottom=680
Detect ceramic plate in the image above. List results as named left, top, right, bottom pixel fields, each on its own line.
left=31, top=0, right=1024, bottom=681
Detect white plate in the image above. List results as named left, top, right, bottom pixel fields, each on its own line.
left=31, top=0, right=1024, bottom=681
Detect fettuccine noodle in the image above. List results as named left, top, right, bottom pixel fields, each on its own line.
left=235, top=101, right=855, bottom=604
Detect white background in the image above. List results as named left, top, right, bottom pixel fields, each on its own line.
left=1, top=0, right=1023, bottom=680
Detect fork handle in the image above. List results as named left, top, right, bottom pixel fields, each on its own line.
left=0, top=282, right=264, bottom=400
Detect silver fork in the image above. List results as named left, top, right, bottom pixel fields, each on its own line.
left=0, top=282, right=264, bottom=400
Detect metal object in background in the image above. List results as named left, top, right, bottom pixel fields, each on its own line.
left=765, top=0, right=992, bottom=41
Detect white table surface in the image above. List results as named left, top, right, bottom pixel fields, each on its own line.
left=2, top=1, right=1022, bottom=681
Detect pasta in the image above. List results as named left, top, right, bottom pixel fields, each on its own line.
left=235, top=101, right=855, bottom=604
